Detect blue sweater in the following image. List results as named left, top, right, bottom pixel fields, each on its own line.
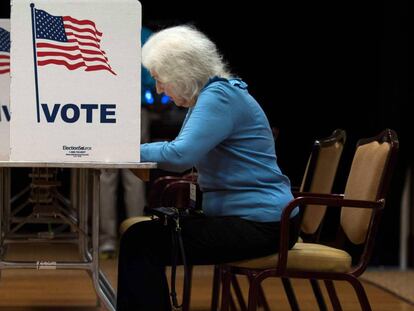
left=141, top=77, right=297, bottom=222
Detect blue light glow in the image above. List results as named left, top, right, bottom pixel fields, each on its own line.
left=144, top=90, right=154, bottom=104
left=161, top=95, right=171, bottom=104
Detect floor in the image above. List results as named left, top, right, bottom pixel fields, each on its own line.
left=0, top=244, right=413, bottom=311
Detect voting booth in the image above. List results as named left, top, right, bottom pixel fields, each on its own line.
left=0, top=3, right=148, bottom=310
left=0, top=19, right=10, bottom=161
left=10, top=0, right=142, bottom=162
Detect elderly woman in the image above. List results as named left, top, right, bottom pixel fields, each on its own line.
left=116, top=25, right=299, bottom=311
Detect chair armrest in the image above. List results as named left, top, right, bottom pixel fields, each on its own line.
left=292, top=191, right=345, bottom=199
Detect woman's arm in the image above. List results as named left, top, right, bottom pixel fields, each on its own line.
left=141, top=86, right=234, bottom=172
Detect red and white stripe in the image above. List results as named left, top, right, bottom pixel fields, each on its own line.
left=0, top=52, right=10, bottom=75
left=36, top=16, right=116, bottom=75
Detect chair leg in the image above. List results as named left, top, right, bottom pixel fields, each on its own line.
left=310, top=279, right=328, bottom=311
left=258, top=283, right=271, bottom=311
left=220, top=267, right=232, bottom=311
left=281, top=278, right=300, bottom=311
left=324, top=280, right=343, bottom=311
left=210, top=265, right=221, bottom=311
left=347, top=277, right=372, bottom=311
left=247, top=273, right=271, bottom=311
left=211, top=266, right=249, bottom=311
left=229, top=295, right=238, bottom=311
left=231, top=275, right=247, bottom=311
left=182, top=265, right=193, bottom=311
left=247, top=275, right=261, bottom=311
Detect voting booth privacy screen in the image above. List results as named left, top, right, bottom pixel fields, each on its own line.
left=0, top=19, right=10, bottom=161
left=10, top=0, right=142, bottom=162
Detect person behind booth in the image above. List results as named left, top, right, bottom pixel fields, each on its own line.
left=116, top=25, right=300, bottom=310
left=99, top=26, right=155, bottom=256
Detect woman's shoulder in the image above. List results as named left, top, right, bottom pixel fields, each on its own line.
left=202, top=76, right=229, bottom=91
left=201, top=76, right=248, bottom=96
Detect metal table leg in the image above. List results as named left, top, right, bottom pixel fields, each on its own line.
left=0, top=167, right=117, bottom=310
left=89, top=169, right=116, bottom=310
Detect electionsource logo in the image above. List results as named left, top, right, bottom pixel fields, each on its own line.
left=63, top=145, right=92, bottom=151
left=63, top=145, right=92, bottom=158
left=30, top=3, right=117, bottom=123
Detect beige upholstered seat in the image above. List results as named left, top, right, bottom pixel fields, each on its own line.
left=119, top=216, right=152, bottom=235
left=220, top=129, right=399, bottom=311
left=231, top=242, right=352, bottom=272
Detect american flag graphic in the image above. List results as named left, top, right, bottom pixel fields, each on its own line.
left=0, top=27, right=10, bottom=75
left=34, top=8, right=116, bottom=75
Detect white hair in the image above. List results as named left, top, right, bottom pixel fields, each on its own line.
left=142, top=25, right=231, bottom=101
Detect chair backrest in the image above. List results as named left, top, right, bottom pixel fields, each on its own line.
left=148, top=176, right=184, bottom=209
left=340, top=129, right=399, bottom=245
left=300, top=129, right=347, bottom=235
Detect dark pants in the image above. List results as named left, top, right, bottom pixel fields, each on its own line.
left=116, top=214, right=300, bottom=311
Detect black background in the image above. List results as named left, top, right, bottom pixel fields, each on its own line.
left=1, top=0, right=411, bottom=265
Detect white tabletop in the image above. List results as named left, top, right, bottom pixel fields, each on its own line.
left=0, top=161, right=157, bottom=169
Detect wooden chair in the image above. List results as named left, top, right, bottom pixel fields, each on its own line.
left=219, top=129, right=399, bottom=311
left=147, top=172, right=197, bottom=209
left=120, top=171, right=197, bottom=233
left=209, top=129, right=346, bottom=311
